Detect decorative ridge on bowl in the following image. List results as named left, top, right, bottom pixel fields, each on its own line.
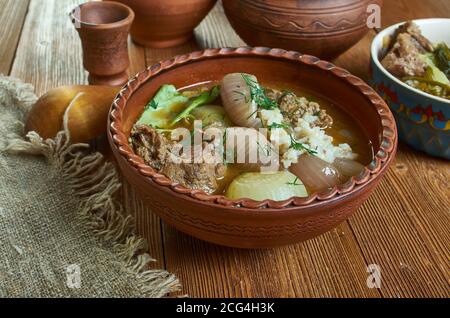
left=108, top=47, right=397, bottom=209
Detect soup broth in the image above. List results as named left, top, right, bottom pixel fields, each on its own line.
left=131, top=73, right=374, bottom=200
left=178, top=82, right=373, bottom=195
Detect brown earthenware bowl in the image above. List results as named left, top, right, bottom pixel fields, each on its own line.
left=107, top=0, right=217, bottom=48
left=223, top=0, right=383, bottom=59
left=108, top=47, right=397, bottom=248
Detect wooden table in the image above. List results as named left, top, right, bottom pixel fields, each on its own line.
left=2, top=0, right=449, bottom=298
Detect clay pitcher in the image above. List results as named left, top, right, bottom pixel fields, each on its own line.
left=71, top=1, right=135, bottom=86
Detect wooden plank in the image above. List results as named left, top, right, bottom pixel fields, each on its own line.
left=335, top=0, right=450, bottom=298
left=127, top=38, right=146, bottom=77
left=382, top=0, right=450, bottom=22
left=164, top=223, right=381, bottom=297
left=10, top=0, right=87, bottom=94
left=334, top=33, right=373, bottom=80
left=0, top=0, right=29, bottom=75
left=153, top=1, right=379, bottom=298
left=348, top=153, right=450, bottom=297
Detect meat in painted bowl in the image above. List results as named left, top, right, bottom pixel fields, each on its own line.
left=370, top=19, right=450, bottom=159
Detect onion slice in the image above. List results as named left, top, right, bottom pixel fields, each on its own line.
left=289, top=155, right=342, bottom=193
left=333, top=158, right=365, bottom=177
left=221, top=73, right=261, bottom=128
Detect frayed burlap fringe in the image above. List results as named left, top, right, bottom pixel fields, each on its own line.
left=2, top=76, right=180, bottom=297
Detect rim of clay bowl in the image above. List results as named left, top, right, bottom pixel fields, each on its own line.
left=70, top=1, right=135, bottom=29
left=109, top=47, right=397, bottom=209
left=371, top=18, right=450, bottom=105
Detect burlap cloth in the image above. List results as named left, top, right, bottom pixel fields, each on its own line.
left=0, top=76, right=180, bottom=297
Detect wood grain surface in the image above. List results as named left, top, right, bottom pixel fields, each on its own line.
left=0, top=0, right=29, bottom=75
left=2, top=0, right=449, bottom=298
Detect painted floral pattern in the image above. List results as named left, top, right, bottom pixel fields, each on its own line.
left=374, top=82, right=450, bottom=131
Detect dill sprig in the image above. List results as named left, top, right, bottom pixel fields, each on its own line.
left=267, top=122, right=290, bottom=130
left=145, top=99, right=158, bottom=111
left=233, top=90, right=250, bottom=103
left=256, top=141, right=274, bottom=157
left=290, top=135, right=318, bottom=156
left=246, top=108, right=258, bottom=120
left=241, top=74, right=278, bottom=110
left=287, top=177, right=301, bottom=186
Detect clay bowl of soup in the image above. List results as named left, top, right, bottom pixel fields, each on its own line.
left=108, top=47, right=397, bottom=248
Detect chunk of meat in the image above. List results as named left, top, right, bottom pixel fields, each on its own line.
left=396, top=21, right=434, bottom=52
left=161, top=162, right=226, bottom=195
left=276, top=92, right=333, bottom=129
left=265, top=88, right=284, bottom=102
left=130, top=125, right=226, bottom=194
left=382, top=33, right=429, bottom=78
left=130, top=125, right=171, bottom=170
left=381, top=21, right=432, bottom=78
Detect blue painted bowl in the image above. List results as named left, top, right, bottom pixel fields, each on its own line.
left=370, top=19, right=450, bottom=159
